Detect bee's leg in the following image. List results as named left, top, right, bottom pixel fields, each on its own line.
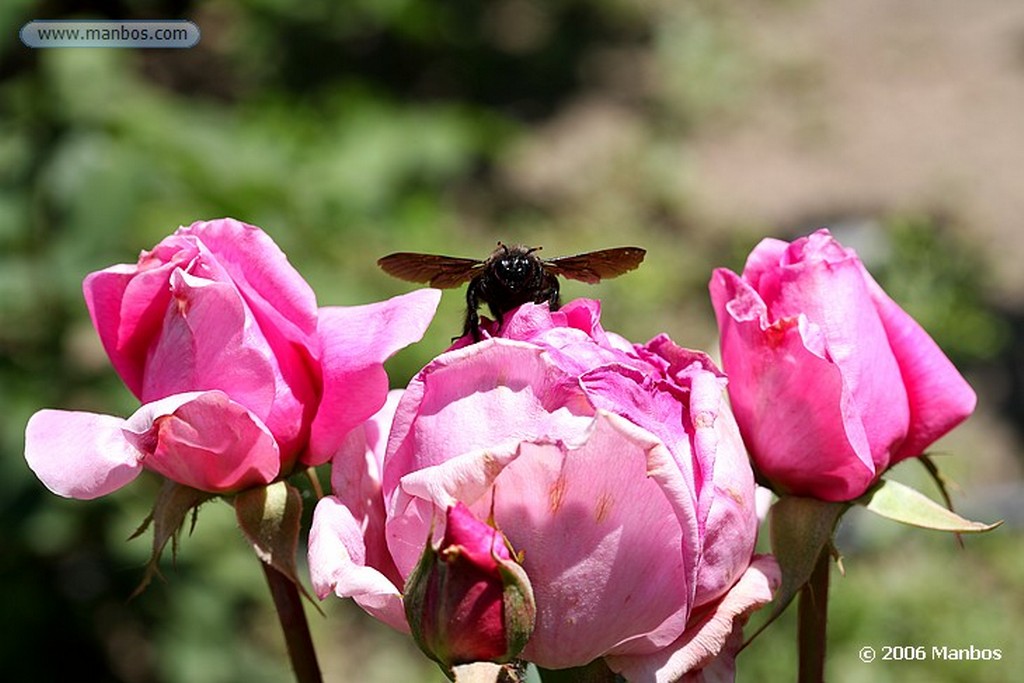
left=538, top=274, right=561, bottom=311
left=464, top=278, right=482, bottom=342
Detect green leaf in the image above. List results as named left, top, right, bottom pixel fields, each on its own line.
left=745, top=495, right=847, bottom=645
left=234, top=481, right=318, bottom=606
left=131, top=480, right=215, bottom=598
left=855, top=478, right=1002, bottom=533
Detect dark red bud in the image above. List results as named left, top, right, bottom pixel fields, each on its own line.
left=404, top=503, right=535, bottom=673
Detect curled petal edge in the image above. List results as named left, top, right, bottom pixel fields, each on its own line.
left=607, top=554, right=780, bottom=683
left=308, top=496, right=409, bottom=633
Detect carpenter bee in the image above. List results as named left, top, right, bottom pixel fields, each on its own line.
left=377, top=242, right=646, bottom=341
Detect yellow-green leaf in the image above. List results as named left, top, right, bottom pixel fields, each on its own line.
left=855, top=478, right=1002, bottom=533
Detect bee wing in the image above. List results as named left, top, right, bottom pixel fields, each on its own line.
left=545, top=247, right=646, bottom=284
left=377, top=252, right=484, bottom=288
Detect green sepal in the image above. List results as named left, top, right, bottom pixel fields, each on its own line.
left=496, top=558, right=536, bottom=663
left=854, top=477, right=1002, bottom=533
left=745, top=495, right=847, bottom=644
left=404, top=529, right=449, bottom=675
left=130, top=480, right=215, bottom=598
left=234, top=480, right=319, bottom=608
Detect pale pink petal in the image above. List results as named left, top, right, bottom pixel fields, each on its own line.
left=307, top=288, right=441, bottom=465
left=679, top=626, right=742, bottom=683
left=25, top=409, right=142, bottom=500
left=396, top=411, right=699, bottom=670
left=754, top=486, right=774, bottom=522
left=691, top=393, right=758, bottom=609
left=860, top=266, right=977, bottom=461
left=607, top=555, right=780, bottom=683
left=308, top=496, right=409, bottom=632
left=330, top=390, right=405, bottom=589
left=123, top=391, right=209, bottom=428
left=382, top=340, right=591, bottom=500
left=331, top=390, right=402, bottom=511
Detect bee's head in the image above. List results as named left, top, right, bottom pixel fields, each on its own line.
left=493, top=245, right=542, bottom=291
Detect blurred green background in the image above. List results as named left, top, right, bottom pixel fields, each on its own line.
left=2, top=1, right=1022, bottom=681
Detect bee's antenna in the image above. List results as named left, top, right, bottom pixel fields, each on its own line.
left=526, top=246, right=543, bottom=255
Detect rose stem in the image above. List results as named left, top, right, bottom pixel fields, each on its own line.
left=797, top=547, right=830, bottom=683
left=261, top=561, right=323, bottom=683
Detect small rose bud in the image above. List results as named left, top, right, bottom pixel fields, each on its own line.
left=404, top=502, right=535, bottom=673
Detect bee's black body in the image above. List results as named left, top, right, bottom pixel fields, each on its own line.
left=463, top=246, right=560, bottom=339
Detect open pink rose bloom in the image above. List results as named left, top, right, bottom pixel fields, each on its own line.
left=710, top=229, right=976, bottom=501
left=25, top=218, right=440, bottom=498
left=309, top=300, right=779, bottom=681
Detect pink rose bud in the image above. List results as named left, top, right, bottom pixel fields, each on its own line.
left=710, top=228, right=977, bottom=501
left=404, top=503, right=535, bottom=671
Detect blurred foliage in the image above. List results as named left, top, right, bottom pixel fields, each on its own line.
left=1, top=0, right=1020, bottom=682
left=869, top=214, right=1007, bottom=363
left=745, top=516, right=1021, bottom=683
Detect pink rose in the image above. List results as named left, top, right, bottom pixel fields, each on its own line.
left=25, top=218, right=440, bottom=497
left=709, top=228, right=976, bottom=502
left=309, top=300, right=778, bottom=680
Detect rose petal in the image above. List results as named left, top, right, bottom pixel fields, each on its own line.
left=771, top=232, right=910, bottom=471
left=123, top=391, right=280, bottom=493
left=25, top=409, right=143, bottom=499
left=84, top=253, right=187, bottom=397
left=691, top=391, right=758, bottom=609
left=860, top=265, right=977, bottom=461
left=383, top=339, right=592, bottom=500
left=607, top=554, right=780, bottom=683
left=176, top=218, right=320, bottom=351
left=330, top=390, right=404, bottom=589
left=308, top=496, right=409, bottom=632
left=331, top=390, right=401, bottom=511
left=710, top=268, right=877, bottom=501
left=395, top=411, right=700, bottom=670
left=143, top=270, right=278, bottom=415
left=307, top=289, right=441, bottom=465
